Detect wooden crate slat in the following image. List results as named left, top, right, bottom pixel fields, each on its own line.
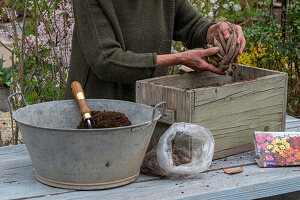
left=213, top=143, right=254, bottom=159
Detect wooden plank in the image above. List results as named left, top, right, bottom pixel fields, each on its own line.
left=186, top=88, right=195, bottom=123
left=285, top=116, right=300, bottom=132
left=286, top=115, right=300, bottom=122
left=138, top=71, right=233, bottom=90
left=285, top=123, right=300, bottom=132
left=209, top=150, right=256, bottom=170
left=157, top=107, right=176, bottom=124
left=137, top=65, right=282, bottom=94
left=141, top=82, right=192, bottom=123
left=282, top=72, right=288, bottom=131
left=233, top=64, right=280, bottom=81
left=0, top=145, right=72, bottom=200
left=137, top=79, right=195, bottom=151
left=213, top=143, right=254, bottom=160
left=24, top=165, right=300, bottom=200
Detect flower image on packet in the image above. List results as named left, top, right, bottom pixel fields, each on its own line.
left=254, top=132, right=300, bottom=168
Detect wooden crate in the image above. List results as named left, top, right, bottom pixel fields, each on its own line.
left=136, top=65, right=288, bottom=159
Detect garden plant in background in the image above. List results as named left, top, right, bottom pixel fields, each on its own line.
left=0, top=0, right=73, bottom=104
left=0, top=0, right=73, bottom=145
left=240, top=0, right=299, bottom=117
left=0, top=55, right=12, bottom=88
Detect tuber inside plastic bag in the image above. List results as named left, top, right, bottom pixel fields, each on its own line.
left=141, top=122, right=215, bottom=177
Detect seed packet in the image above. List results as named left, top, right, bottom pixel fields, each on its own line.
left=254, top=132, right=300, bottom=167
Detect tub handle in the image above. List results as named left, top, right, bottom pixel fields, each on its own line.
left=8, top=92, right=28, bottom=114
left=150, top=101, right=167, bottom=126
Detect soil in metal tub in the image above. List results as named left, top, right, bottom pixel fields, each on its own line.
left=77, top=110, right=132, bottom=129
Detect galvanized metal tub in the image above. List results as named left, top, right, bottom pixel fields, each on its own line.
left=8, top=93, right=165, bottom=190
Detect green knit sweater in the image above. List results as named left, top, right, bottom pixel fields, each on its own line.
left=64, top=0, right=215, bottom=101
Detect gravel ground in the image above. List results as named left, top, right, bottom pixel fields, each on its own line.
left=0, top=111, right=22, bottom=145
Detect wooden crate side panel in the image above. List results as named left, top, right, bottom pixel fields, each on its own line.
left=192, top=74, right=286, bottom=156
left=194, top=75, right=284, bottom=106
left=136, top=81, right=148, bottom=104
left=194, top=106, right=283, bottom=157
left=213, top=143, right=254, bottom=159
left=136, top=81, right=194, bottom=123
left=211, top=123, right=281, bottom=152
left=137, top=65, right=282, bottom=92
left=234, top=65, right=282, bottom=81
left=282, top=73, right=288, bottom=131
left=194, top=97, right=284, bottom=133
left=194, top=74, right=286, bottom=127
left=185, top=90, right=195, bottom=123
left=139, top=72, right=233, bottom=90
left=200, top=114, right=282, bottom=155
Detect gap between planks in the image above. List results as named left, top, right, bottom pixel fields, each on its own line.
left=8, top=191, right=75, bottom=200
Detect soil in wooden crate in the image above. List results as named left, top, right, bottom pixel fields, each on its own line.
left=182, top=78, right=257, bottom=90
left=77, top=110, right=131, bottom=129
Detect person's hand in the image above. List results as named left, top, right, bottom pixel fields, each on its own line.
left=206, top=22, right=246, bottom=62
left=179, top=47, right=225, bottom=75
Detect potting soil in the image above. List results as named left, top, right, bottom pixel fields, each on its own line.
left=77, top=110, right=131, bottom=129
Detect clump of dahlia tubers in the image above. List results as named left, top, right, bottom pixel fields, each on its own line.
left=172, top=140, right=191, bottom=166
left=207, top=25, right=240, bottom=76
left=140, top=140, right=191, bottom=176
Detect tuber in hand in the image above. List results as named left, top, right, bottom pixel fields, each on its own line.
left=206, top=24, right=242, bottom=76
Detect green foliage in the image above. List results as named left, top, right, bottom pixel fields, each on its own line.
left=1, top=0, right=72, bottom=104
left=241, top=0, right=300, bottom=116
left=0, top=55, right=12, bottom=87
left=243, top=1, right=299, bottom=72
left=169, top=41, right=186, bottom=74
left=23, top=57, right=66, bottom=104
left=190, top=0, right=259, bottom=26
left=287, top=85, right=299, bottom=116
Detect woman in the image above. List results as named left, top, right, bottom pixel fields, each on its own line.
left=64, top=0, right=245, bottom=102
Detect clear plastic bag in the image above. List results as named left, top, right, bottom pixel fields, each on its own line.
left=141, top=122, right=215, bottom=177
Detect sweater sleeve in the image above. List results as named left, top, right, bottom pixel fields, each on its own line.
left=72, top=0, right=156, bottom=84
left=173, top=0, right=215, bottom=49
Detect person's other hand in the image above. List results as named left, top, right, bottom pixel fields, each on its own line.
left=206, top=22, right=246, bottom=62
left=179, top=47, right=225, bottom=75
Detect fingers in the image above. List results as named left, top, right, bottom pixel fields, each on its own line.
left=200, top=47, right=219, bottom=58
left=180, top=65, right=194, bottom=72
left=235, top=25, right=243, bottom=44
left=197, top=60, right=226, bottom=75
left=218, top=22, right=231, bottom=40
left=240, top=34, right=246, bottom=54
left=207, top=65, right=226, bottom=75
left=235, top=25, right=246, bottom=62
left=182, top=49, right=225, bottom=75
left=235, top=36, right=246, bottom=61
left=206, top=24, right=217, bottom=44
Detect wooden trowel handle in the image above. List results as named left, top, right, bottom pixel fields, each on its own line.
left=71, top=81, right=91, bottom=120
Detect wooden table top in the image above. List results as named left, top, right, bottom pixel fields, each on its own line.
left=0, top=116, right=299, bottom=200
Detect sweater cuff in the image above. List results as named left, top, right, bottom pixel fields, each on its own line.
left=194, top=21, right=216, bottom=48
left=153, top=52, right=158, bottom=67
left=151, top=52, right=158, bottom=77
